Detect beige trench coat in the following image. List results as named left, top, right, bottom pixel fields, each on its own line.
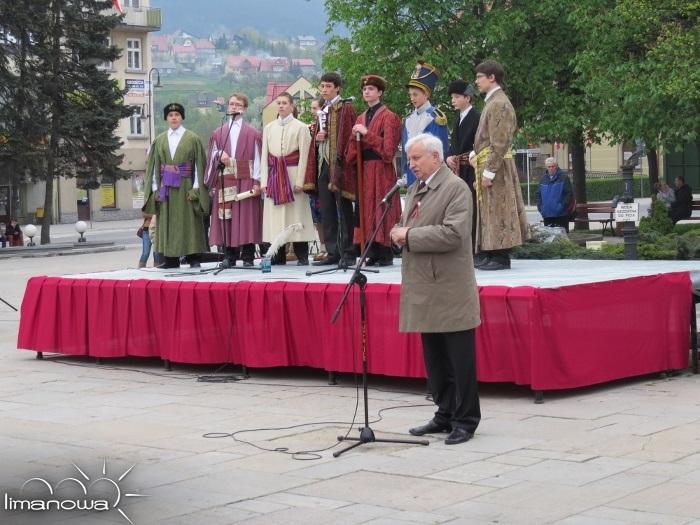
left=473, top=89, right=529, bottom=251
left=398, top=165, right=481, bottom=333
left=260, top=117, right=316, bottom=242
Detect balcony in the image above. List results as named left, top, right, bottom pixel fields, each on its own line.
left=120, top=8, right=161, bottom=31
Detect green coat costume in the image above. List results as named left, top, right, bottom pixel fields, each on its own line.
left=143, top=128, right=210, bottom=258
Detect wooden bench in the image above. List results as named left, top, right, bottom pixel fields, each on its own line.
left=686, top=200, right=700, bottom=220
left=574, top=203, right=616, bottom=236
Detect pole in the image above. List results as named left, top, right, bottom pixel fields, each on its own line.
left=621, top=161, right=638, bottom=260
left=356, top=132, right=365, bottom=255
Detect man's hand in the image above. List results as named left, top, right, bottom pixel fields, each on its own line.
left=316, top=130, right=327, bottom=141
left=352, top=124, right=368, bottom=136
left=293, top=185, right=303, bottom=193
left=220, top=151, right=231, bottom=165
left=469, top=156, right=478, bottom=169
left=481, top=176, right=493, bottom=189
left=260, top=186, right=267, bottom=195
left=446, top=155, right=457, bottom=170
left=391, top=226, right=410, bottom=247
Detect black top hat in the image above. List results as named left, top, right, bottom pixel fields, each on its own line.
left=163, top=102, right=185, bottom=120
left=406, top=61, right=439, bottom=97
left=447, top=79, right=477, bottom=99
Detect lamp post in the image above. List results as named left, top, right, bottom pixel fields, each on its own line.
left=24, top=224, right=37, bottom=247
left=147, top=67, right=162, bottom=144
left=75, top=220, right=88, bottom=243
left=620, top=147, right=643, bottom=260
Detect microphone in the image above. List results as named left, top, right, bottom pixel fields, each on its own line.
left=381, top=178, right=407, bottom=205
left=340, top=96, right=356, bottom=103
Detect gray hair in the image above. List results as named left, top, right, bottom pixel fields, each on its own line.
left=545, top=157, right=557, bottom=166
left=405, top=133, right=444, bottom=162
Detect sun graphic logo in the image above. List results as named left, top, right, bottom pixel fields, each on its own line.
left=4, top=459, right=148, bottom=524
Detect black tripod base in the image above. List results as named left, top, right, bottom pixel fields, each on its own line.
left=333, top=426, right=429, bottom=457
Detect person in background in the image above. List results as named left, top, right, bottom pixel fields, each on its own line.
left=6, top=218, right=23, bottom=247
left=669, top=175, right=692, bottom=223
left=137, top=213, right=153, bottom=268
left=655, top=180, right=675, bottom=210
left=536, top=157, right=574, bottom=232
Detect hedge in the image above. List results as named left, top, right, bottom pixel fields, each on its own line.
left=522, top=176, right=650, bottom=204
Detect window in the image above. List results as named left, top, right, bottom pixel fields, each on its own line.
left=127, top=38, right=141, bottom=70
left=124, top=0, right=140, bottom=7
left=98, top=37, right=112, bottom=70
left=130, top=106, right=144, bottom=136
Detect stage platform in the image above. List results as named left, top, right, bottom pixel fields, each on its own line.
left=17, top=259, right=700, bottom=392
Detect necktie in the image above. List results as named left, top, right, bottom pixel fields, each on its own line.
left=417, top=181, right=426, bottom=191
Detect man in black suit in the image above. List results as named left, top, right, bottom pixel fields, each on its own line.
left=446, top=80, right=480, bottom=255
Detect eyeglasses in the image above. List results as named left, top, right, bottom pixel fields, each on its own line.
left=475, top=73, right=486, bottom=80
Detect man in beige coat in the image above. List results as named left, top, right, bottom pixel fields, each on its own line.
left=470, top=60, right=529, bottom=270
left=391, top=133, right=481, bottom=445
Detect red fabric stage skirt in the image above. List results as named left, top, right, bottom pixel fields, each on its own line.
left=17, top=272, right=692, bottom=391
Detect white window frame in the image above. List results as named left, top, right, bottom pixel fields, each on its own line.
left=124, top=0, right=140, bottom=7
left=129, top=107, right=144, bottom=136
left=127, top=38, right=142, bottom=71
left=98, top=36, right=113, bottom=70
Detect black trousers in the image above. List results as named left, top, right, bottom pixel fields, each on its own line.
left=543, top=216, right=570, bottom=232
left=459, top=167, right=478, bottom=254
left=421, top=329, right=481, bottom=433
left=225, top=244, right=255, bottom=264
left=318, top=161, right=354, bottom=260
left=272, top=242, right=309, bottom=264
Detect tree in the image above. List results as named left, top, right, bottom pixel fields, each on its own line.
left=323, top=0, right=598, bottom=215
left=573, top=0, right=700, bottom=192
left=1, top=0, right=131, bottom=243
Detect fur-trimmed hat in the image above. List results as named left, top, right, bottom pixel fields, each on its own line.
left=163, top=102, right=185, bottom=120
left=447, top=79, right=477, bottom=99
left=361, top=74, right=387, bottom=92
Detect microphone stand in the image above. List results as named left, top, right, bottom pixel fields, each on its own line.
left=307, top=100, right=378, bottom=278
left=331, top=195, right=429, bottom=457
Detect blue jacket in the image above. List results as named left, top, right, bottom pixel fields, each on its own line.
left=401, top=105, right=449, bottom=186
left=537, top=169, right=573, bottom=218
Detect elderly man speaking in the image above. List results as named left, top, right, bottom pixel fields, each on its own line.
left=391, top=133, right=481, bottom=445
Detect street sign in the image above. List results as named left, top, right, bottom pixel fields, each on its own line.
left=614, top=202, right=639, bottom=222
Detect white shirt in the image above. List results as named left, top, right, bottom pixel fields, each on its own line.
left=152, top=125, right=200, bottom=190
left=485, top=85, right=501, bottom=101
left=459, top=105, right=472, bottom=125
left=209, top=118, right=261, bottom=181
left=278, top=114, right=294, bottom=125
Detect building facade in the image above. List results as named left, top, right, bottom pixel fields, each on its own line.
left=16, top=1, right=161, bottom=225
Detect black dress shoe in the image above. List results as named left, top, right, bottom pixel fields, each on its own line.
left=365, top=257, right=378, bottom=267
left=408, top=420, right=451, bottom=436
left=312, top=256, right=339, bottom=266
left=243, top=261, right=254, bottom=267
left=189, top=260, right=201, bottom=268
left=296, top=259, right=309, bottom=266
left=376, top=258, right=393, bottom=267
left=478, top=258, right=511, bottom=271
left=473, top=252, right=488, bottom=267
left=445, top=427, right=473, bottom=445
left=156, top=260, right=180, bottom=269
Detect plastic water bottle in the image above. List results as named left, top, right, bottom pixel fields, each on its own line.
left=261, top=256, right=272, bottom=273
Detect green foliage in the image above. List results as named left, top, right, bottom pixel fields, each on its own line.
left=572, top=0, right=700, bottom=150
left=638, top=200, right=673, bottom=235
left=512, top=237, right=625, bottom=260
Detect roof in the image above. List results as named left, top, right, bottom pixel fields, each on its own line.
left=265, top=82, right=291, bottom=103
left=292, top=58, right=315, bottom=67
left=194, top=39, right=215, bottom=50
left=151, top=35, right=169, bottom=51
left=172, top=44, right=196, bottom=54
